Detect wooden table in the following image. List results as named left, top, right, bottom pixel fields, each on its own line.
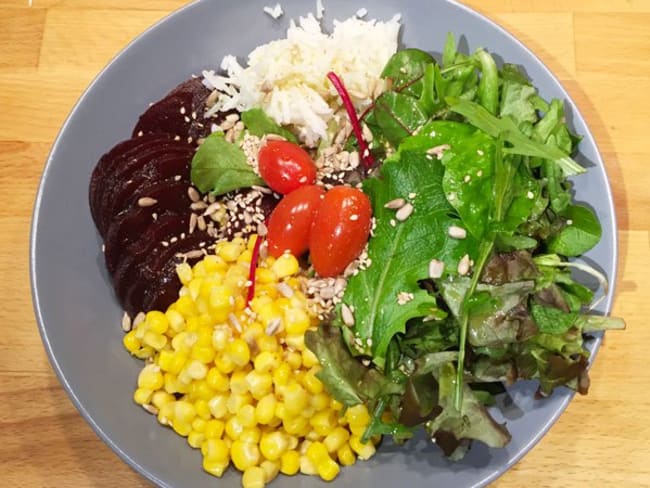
left=1, top=0, right=648, bottom=486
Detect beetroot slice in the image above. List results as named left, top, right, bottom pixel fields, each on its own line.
left=123, top=231, right=210, bottom=315
left=108, top=213, right=189, bottom=284
left=96, top=144, right=192, bottom=235
left=101, top=149, right=193, bottom=229
left=103, top=179, right=190, bottom=271
left=89, top=134, right=171, bottom=229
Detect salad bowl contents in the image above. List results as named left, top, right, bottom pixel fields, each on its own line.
left=32, top=2, right=623, bottom=488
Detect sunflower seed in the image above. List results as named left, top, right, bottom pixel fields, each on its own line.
left=257, top=221, right=268, bottom=236
left=142, top=404, right=159, bottom=415
left=428, top=259, right=445, bottom=279
left=384, top=198, right=405, bottom=209
left=276, top=282, right=294, bottom=298
left=137, top=197, right=157, bottom=207
left=457, top=254, right=471, bottom=276
left=121, top=312, right=132, bottom=332
left=448, top=225, right=467, bottom=239
left=395, top=202, right=414, bottom=221
left=187, top=187, right=200, bottom=202
left=265, top=318, right=282, bottom=336
left=341, top=303, right=355, bottom=326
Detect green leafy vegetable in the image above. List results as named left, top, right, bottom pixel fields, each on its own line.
left=241, top=108, right=297, bottom=143
left=373, top=92, right=429, bottom=147
left=340, top=146, right=479, bottom=368
left=531, top=303, right=578, bottom=335
left=547, top=204, right=602, bottom=256
left=381, top=48, right=436, bottom=98
left=190, top=132, right=264, bottom=195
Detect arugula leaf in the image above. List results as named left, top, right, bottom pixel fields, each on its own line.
left=241, top=108, right=297, bottom=143
left=547, top=204, right=602, bottom=256
left=339, top=148, right=479, bottom=368
left=446, top=97, right=586, bottom=176
left=373, top=92, right=429, bottom=147
left=530, top=303, right=578, bottom=334
left=190, top=132, right=264, bottom=195
left=475, top=49, right=499, bottom=115
left=304, top=326, right=402, bottom=407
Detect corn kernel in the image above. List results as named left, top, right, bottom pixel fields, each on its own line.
left=255, top=394, right=277, bottom=425
left=204, top=419, right=225, bottom=439
left=225, top=416, right=246, bottom=440
left=260, top=460, right=280, bottom=483
left=337, top=443, right=356, bottom=466
left=255, top=268, right=276, bottom=284
left=158, top=350, right=187, bottom=375
left=146, top=311, right=169, bottom=334
left=151, top=390, right=175, bottom=410
left=203, top=437, right=230, bottom=462
left=253, top=351, right=279, bottom=373
left=227, top=393, right=253, bottom=415
left=138, top=364, right=164, bottom=390
left=123, top=330, right=141, bottom=353
left=237, top=404, right=257, bottom=428
left=212, top=326, right=232, bottom=351
left=284, top=307, right=310, bottom=335
left=193, top=260, right=207, bottom=278
left=215, top=353, right=235, bottom=374
left=190, top=381, right=215, bottom=402
left=218, top=240, right=245, bottom=262
left=317, top=458, right=340, bottom=481
left=283, top=415, right=309, bottom=436
left=165, top=308, right=185, bottom=333
left=188, top=430, right=206, bottom=449
left=246, top=370, right=273, bottom=399
left=284, top=334, right=305, bottom=351
left=195, top=399, right=211, bottom=420
left=310, top=410, right=338, bottom=437
left=271, top=253, right=299, bottom=278
left=302, top=349, right=320, bottom=369
left=260, top=431, right=288, bottom=461
left=256, top=334, right=278, bottom=353
left=191, top=345, right=215, bottom=364
left=171, top=331, right=198, bottom=351
left=176, top=262, right=193, bottom=285
left=206, top=368, right=229, bottom=392
left=242, top=466, right=266, bottom=488
left=226, top=339, right=250, bottom=367
left=240, top=426, right=262, bottom=444
left=184, top=360, right=208, bottom=380
left=346, top=404, right=371, bottom=427
left=172, top=420, right=192, bottom=437
left=230, top=369, right=249, bottom=395
left=285, top=351, right=302, bottom=370
left=272, top=363, right=291, bottom=387
left=299, top=455, right=318, bottom=475
left=280, top=450, right=300, bottom=475
left=322, top=427, right=348, bottom=453
left=283, top=383, right=309, bottom=416
left=231, top=440, right=261, bottom=471
left=133, top=387, right=152, bottom=405
left=208, top=395, right=228, bottom=419
left=163, top=373, right=188, bottom=394
left=142, top=331, right=167, bottom=350
left=203, top=254, right=227, bottom=273
left=202, top=457, right=228, bottom=477
left=349, top=435, right=376, bottom=460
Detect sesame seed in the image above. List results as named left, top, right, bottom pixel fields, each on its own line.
left=395, top=203, right=414, bottom=221
left=137, top=197, right=157, bottom=207
left=174, top=175, right=182, bottom=182
left=180, top=106, right=186, bottom=115
left=170, top=236, right=178, bottom=244
left=476, top=170, right=483, bottom=177
left=350, top=214, right=359, bottom=221
left=566, top=219, right=573, bottom=225
left=527, top=191, right=535, bottom=199
left=184, top=116, right=191, bottom=123
left=161, top=241, right=169, bottom=247
left=429, top=259, right=445, bottom=279
left=477, top=149, right=484, bottom=156
left=448, top=225, right=467, bottom=239
left=390, top=219, right=396, bottom=227
left=397, top=292, right=414, bottom=305
left=408, top=192, right=417, bottom=199
left=464, top=175, right=471, bottom=183
left=137, top=130, right=143, bottom=137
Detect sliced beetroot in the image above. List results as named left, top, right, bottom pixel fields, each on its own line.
left=123, top=231, right=210, bottom=315
left=89, top=134, right=171, bottom=229
left=102, top=150, right=193, bottom=227
left=108, top=213, right=189, bottom=282
left=102, top=180, right=190, bottom=266
left=96, top=144, right=193, bottom=234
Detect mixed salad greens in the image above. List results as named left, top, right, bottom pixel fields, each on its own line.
left=191, top=33, right=624, bottom=460
left=304, top=34, right=624, bottom=457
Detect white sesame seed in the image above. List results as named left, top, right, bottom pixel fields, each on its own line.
left=476, top=170, right=483, bottom=177
left=349, top=214, right=359, bottom=221
left=566, top=219, right=573, bottom=225
left=390, top=219, right=396, bottom=227
left=448, top=225, right=467, bottom=239
left=457, top=254, right=471, bottom=276
left=384, top=198, right=406, bottom=209
left=184, top=116, right=191, bottom=123
left=429, top=259, right=445, bottom=279
left=477, top=149, right=484, bottom=156
left=464, top=175, right=471, bottom=183
left=397, top=291, right=414, bottom=305
left=174, top=175, right=182, bottom=182
left=527, top=191, right=535, bottom=199
left=395, top=203, right=414, bottom=221
left=180, top=106, right=186, bottom=115
left=408, top=192, right=417, bottom=199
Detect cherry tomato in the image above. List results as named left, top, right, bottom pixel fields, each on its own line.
left=310, top=186, right=372, bottom=277
left=267, top=185, right=326, bottom=257
left=258, top=140, right=317, bottom=194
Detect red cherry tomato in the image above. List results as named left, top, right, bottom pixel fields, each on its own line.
left=267, top=185, right=326, bottom=258
left=310, top=186, right=372, bottom=277
left=258, top=140, right=317, bottom=194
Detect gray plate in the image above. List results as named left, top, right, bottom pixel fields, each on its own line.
left=30, top=1, right=618, bottom=487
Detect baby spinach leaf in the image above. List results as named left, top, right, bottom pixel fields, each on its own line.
left=381, top=48, right=436, bottom=98
left=241, top=108, right=297, bottom=143
left=340, top=147, right=479, bottom=368
left=547, top=204, right=602, bottom=256
left=373, top=91, right=429, bottom=147
left=190, top=132, right=264, bottom=195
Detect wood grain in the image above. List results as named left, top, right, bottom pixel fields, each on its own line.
left=0, top=1, right=648, bottom=487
